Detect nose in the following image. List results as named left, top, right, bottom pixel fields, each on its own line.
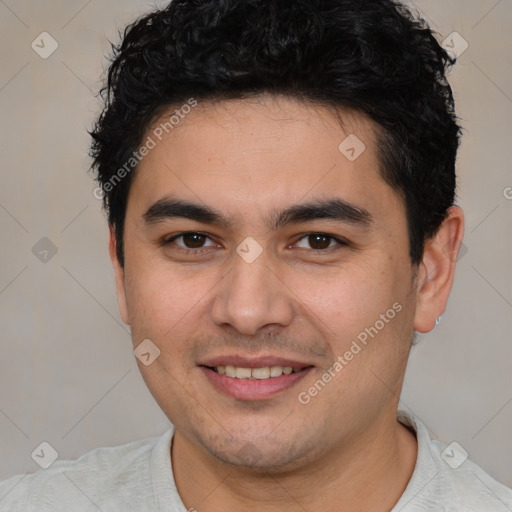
left=211, top=249, right=295, bottom=336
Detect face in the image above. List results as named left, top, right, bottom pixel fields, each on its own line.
left=112, top=95, right=424, bottom=470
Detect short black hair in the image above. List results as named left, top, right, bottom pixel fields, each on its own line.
left=90, top=0, right=462, bottom=267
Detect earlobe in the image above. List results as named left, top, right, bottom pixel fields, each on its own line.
left=413, top=206, right=465, bottom=333
left=108, top=226, right=130, bottom=325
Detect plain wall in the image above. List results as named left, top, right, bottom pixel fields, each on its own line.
left=0, top=0, right=511, bottom=486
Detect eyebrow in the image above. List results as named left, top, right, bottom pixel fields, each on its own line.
left=270, top=198, right=372, bottom=230
left=142, top=197, right=373, bottom=230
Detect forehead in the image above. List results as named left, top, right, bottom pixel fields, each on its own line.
left=127, top=95, right=401, bottom=227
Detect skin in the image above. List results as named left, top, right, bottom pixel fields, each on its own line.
left=109, top=94, right=464, bottom=511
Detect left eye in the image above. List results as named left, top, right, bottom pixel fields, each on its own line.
left=294, top=233, right=343, bottom=250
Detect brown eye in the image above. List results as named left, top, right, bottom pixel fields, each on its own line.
left=182, top=233, right=207, bottom=248
left=307, top=234, right=332, bottom=250
left=166, top=232, right=218, bottom=250
left=294, top=233, right=347, bottom=251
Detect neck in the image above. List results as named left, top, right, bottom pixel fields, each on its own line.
left=171, top=412, right=418, bottom=512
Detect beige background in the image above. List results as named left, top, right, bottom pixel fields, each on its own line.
left=0, top=0, right=511, bottom=488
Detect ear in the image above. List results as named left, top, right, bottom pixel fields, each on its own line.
left=108, top=225, right=130, bottom=325
left=413, top=206, right=465, bottom=333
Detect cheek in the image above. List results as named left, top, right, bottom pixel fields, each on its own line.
left=123, top=257, right=221, bottom=344
left=293, top=264, right=412, bottom=414
left=288, top=259, right=402, bottom=342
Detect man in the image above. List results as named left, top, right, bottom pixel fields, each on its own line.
left=1, top=0, right=511, bottom=510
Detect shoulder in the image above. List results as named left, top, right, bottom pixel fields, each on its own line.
left=430, top=438, right=512, bottom=510
left=396, top=411, right=512, bottom=511
left=0, top=430, right=172, bottom=512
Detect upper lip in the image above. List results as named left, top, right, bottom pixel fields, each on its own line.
left=199, top=355, right=314, bottom=370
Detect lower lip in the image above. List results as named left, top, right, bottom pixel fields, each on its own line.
left=200, top=366, right=313, bottom=401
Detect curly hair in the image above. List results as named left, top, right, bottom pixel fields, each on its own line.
left=90, top=0, right=462, bottom=267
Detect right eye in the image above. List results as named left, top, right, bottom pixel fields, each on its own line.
left=163, top=232, right=221, bottom=253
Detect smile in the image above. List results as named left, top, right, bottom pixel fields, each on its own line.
left=208, top=365, right=299, bottom=379
left=200, top=363, right=314, bottom=401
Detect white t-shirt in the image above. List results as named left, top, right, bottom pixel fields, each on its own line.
left=1, top=411, right=511, bottom=511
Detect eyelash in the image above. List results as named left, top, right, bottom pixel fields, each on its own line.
left=163, top=231, right=348, bottom=254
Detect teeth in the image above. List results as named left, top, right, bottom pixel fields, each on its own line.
left=235, top=367, right=252, bottom=379
left=225, top=365, right=236, bottom=378
left=270, top=366, right=283, bottom=377
left=252, top=367, right=270, bottom=379
left=214, top=365, right=297, bottom=379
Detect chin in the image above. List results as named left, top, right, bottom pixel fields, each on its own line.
left=197, top=428, right=317, bottom=472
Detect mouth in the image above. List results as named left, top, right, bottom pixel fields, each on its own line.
left=206, top=364, right=302, bottom=379
left=198, top=357, right=314, bottom=401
